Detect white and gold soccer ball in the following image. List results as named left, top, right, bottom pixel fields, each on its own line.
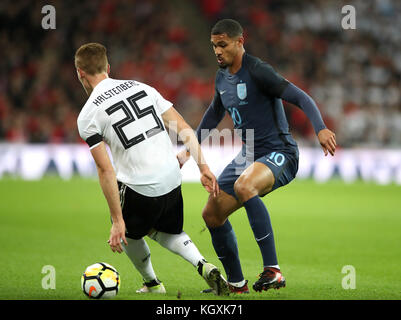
left=81, top=262, right=120, bottom=299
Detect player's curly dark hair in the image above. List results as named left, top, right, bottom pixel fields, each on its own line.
left=211, top=19, right=243, bottom=38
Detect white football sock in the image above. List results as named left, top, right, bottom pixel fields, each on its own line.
left=149, top=231, right=204, bottom=267
left=265, top=264, right=280, bottom=270
left=122, top=237, right=157, bottom=282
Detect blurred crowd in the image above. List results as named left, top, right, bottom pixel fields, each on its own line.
left=1, top=0, right=400, bottom=148
left=198, top=0, right=401, bottom=148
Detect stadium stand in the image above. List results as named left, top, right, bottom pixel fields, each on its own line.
left=1, top=0, right=400, bottom=147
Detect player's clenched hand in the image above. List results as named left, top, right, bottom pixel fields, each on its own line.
left=176, top=149, right=191, bottom=169
left=108, top=219, right=128, bottom=253
left=199, top=164, right=220, bottom=197
left=318, top=128, right=337, bottom=156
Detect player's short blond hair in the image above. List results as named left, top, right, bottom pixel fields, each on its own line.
left=75, top=43, right=108, bottom=75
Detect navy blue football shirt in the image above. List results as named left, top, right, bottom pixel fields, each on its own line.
left=196, top=53, right=299, bottom=156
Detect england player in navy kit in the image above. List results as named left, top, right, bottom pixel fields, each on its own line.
left=178, top=19, right=336, bottom=293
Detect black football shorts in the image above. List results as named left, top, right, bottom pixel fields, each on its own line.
left=117, top=182, right=184, bottom=240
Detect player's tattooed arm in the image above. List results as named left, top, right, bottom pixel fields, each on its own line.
left=162, top=106, right=220, bottom=196
left=177, top=89, right=225, bottom=168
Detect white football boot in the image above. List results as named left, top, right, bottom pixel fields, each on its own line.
left=200, top=262, right=230, bottom=296
left=136, top=279, right=166, bottom=294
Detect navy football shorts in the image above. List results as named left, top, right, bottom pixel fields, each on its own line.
left=218, top=146, right=299, bottom=199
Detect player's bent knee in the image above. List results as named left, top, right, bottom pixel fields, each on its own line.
left=233, top=177, right=257, bottom=203
left=260, top=183, right=274, bottom=196
left=202, top=207, right=225, bottom=228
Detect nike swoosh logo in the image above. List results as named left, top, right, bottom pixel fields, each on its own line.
left=265, top=159, right=278, bottom=167
left=255, top=232, right=271, bottom=242
left=219, top=90, right=226, bottom=95
left=89, top=285, right=97, bottom=297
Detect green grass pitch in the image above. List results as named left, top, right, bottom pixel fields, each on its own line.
left=0, top=177, right=400, bottom=300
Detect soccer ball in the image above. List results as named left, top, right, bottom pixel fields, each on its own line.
left=81, top=262, right=120, bottom=299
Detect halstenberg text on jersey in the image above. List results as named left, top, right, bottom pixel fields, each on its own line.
left=92, top=80, right=138, bottom=106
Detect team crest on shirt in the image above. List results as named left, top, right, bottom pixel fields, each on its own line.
left=237, top=83, right=247, bottom=100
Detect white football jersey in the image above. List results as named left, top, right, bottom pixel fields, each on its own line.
left=77, top=78, right=181, bottom=197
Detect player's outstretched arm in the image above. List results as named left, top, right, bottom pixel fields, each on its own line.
left=90, top=142, right=128, bottom=253
left=281, top=82, right=336, bottom=156
left=162, top=107, right=220, bottom=197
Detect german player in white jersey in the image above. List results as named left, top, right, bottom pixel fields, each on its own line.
left=75, top=42, right=229, bottom=295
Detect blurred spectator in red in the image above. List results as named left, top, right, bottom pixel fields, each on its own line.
left=0, top=0, right=400, bottom=149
